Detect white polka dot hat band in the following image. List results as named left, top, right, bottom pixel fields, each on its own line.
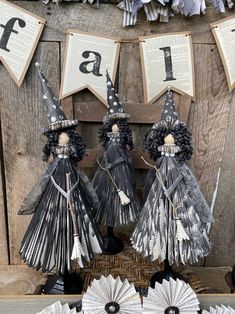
left=35, top=62, right=79, bottom=134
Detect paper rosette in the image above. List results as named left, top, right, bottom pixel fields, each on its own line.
left=82, top=274, right=142, bottom=313
left=143, top=278, right=200, bottom=313
left=37, top=301, right=79, bottom=314
left=202, top=305, right=235, bottom=314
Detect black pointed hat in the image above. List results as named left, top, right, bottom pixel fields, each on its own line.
left=36, top=63, right=78, bottom=134
left=105, top=70, right=130, bottom=121
left=161, top=89, right=178, bottom=123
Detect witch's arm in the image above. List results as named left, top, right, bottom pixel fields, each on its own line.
left=18, top=179, right=48, bottom=215
left=18, top=157, right=59, bottom=215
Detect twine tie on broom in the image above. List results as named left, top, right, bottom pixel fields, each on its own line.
left=141, top=156, right=189, bottom=242
left=51, top=174, right=85, bottom=267
left=96, top=159, right=130, bottom=206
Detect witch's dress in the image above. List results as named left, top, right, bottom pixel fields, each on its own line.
left=92, top=131, right=140, bottom=227
left=91, top=72, right=140, bottom=228
left=19, top=144, right=102, bottom=273
left=131, top=90, right=213, bottom=265
left=18, top=65, right=102, bottom=274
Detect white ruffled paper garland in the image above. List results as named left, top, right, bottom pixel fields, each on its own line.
left=41, top=0, right=235, bottom=27
left=37, top=301, right=80, bottom=314
left=38, top=276, right=235, bottom=313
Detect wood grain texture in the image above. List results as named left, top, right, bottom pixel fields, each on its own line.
left=205, top=85, right=235, bottom=267
left=9, top=1, right=235, bottom=44
left=61, top=96, right=74, bottom=120
left=0, top=169, right=8, bottom=265
left=0, top=96, right=9, bottom=264
left=185, top=266, right=232, bottom=293
left=0, top=295, right=81, bottom=314
left=188, top=44, right=232, bottom=201
left=73, top=100, right=190, bottom=124
left=187, top=43, right=235, bottom=266
left=119, top=43, right=143, bottom=104
left=0, top=294, right=235, bottom=313
left=0, top=42, right=60, bottom=265
left=0, top=265, right=45, bottom=295
left=60, top=42, right=74, bottom=120
left=79, top=148, right=150, bottom=169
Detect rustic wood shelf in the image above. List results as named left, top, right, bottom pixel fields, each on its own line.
left=0, top=294, right=235, bottom=313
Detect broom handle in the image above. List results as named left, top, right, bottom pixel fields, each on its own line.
left=66, top=173, right=79, bottom=236
left=96, top=159, right=119, bottom=190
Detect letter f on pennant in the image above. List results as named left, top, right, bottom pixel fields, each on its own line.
left=0, top=18, right=26, bottom=53
left=0, top=0, right=45, bottom=86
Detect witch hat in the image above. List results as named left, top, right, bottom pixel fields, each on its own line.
left=105, top=70, right=130, bottom=121
left=35, top=63, right=78, bottom=133
left=161, top=89, right=178, bottom=124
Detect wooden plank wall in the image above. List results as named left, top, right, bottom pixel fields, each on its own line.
left=0, top=1, right=234, bottom=267
left=0, top=41, right=61, bottom=264
left=0, top=100, right=9, bottom=265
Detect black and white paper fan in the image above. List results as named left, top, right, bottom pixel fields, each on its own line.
left=37, top=301, right=80, bottom=314
left=143, top=278, right=200, bottom=313
left=202, top=305, right=235, bottom=314
left=82, top=274, right=142, bottom=313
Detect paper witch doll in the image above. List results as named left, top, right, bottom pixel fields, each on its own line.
left=91, top=71, right=140, bottom=254
left=131, top=90, right=213, bottom=282
left=18, top=64, right=103, bottom=275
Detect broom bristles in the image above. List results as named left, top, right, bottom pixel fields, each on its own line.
left=117, top=189, right=131, bottom=206
left=176, top=219, right=189, bottom=241
left=71, top=235, right=85, bottom=268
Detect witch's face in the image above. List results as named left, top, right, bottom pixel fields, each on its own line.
left=111, top=124, right=119, bottom=133
left=58, top=132, right=70, bottom=145
left=164, top=134, right=175, bottom=145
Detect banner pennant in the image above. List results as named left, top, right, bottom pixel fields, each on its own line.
left=0, top=0, right=45, bottom=86
left=60, top=30, right=120, bottom=106
left=139, top=32, right=195, bottom=104
left=210, top=16, right=235, bottom=92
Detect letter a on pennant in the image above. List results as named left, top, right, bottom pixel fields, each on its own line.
left=140, top=32, right=195, bottom=103
left=0, top=0, right=45, bottom=86
left=60, top=31, right=120, bottom=106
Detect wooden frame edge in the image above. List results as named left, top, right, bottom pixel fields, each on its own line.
left=139, top=40, right=148, bottom=104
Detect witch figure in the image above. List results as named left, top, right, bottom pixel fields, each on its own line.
left=18, top=64, right=103, bottom=282
left=131, top=89, right=213, bottom=283
left=91, top=71, right=140, bottom=254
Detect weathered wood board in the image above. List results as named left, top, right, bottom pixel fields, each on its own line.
left=184, top=266, right=232, bottom=294
left=205, top=86, right=235, bottom=267
left=0, top=294, right=235, bottom=313
left=0, top=265, right=45, bottom=295
left=0, top=1, right=234, bottom=268
left=10, top=1, right=235, bottom=44
left=188, top=44, right=235, bottom=266
left=0, top=41, right=61, bottom=265
left=0, top=115, right=8, bottom=265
